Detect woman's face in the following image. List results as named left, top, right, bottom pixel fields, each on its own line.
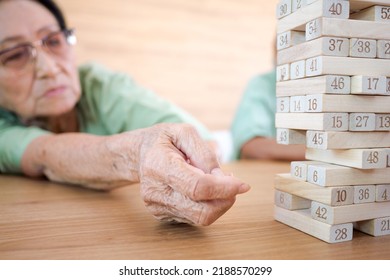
left=0, top=0, right=80, bottom=119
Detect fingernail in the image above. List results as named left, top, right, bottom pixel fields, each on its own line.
left=239, top=183, right=251, bottom=193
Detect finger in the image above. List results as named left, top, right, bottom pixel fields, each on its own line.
left=141, top=183, right=236, bottom=225
left=164, top=159, right=250, bottom=201
left=169, top=124, right=220, bottom=174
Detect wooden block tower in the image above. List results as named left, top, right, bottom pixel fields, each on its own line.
left=274, top=0, right=390, bottom=243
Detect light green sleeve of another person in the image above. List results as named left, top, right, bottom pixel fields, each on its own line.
left=230, top=70, right=276, bottom=160
left=0, top=112, right=50, bottom=173
left=77, top=63, right=213, bottom=140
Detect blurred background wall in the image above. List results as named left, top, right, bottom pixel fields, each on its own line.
left=57, top=0, right=278, bottom=130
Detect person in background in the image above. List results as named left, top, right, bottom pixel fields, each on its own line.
left=231, top=68, right=305, bottom=161
left=0, top=0, right=249, bottom=225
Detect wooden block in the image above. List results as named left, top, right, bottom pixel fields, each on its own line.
left=355, top=216, right=390, bottom=236
left=306, top=131, right=390, bottom=149
left=350, top=5, right=390, bottom=22
left=306, top=162, right=390, bottom=187
left=291, top=161, right=311, bottom=181
left=304, top=17, right=390, bottom=41
left=386, top=148, right=390, bottom=167
left=376, top=114, right=390, bottom=131
left=290, top=60, right=306, bottom=80
left=276, top=97, right=290, bottom=113
left=306, top=148, right=388, bottom=169
left=276, top=0, right=292, bottom=19
left=277, top=37, right=350, bottom=65
left=350, top=0, right=390, bottom=12
left=376, top=184, right=390, bottom=202
left=276, top=75, right=351, bottom=96
left=289, top=95, right=306, bottom=112
left=277, top=0, right=350, bottom=33
left=349, top=113, right=376, bottom=131
left=311, top=201, right=390, bottom=224
left=291, top=160, right=329, bottom=181
left=276, top=112, right=349, bottom=131
left=304, top=94, right=390, bottom=113
left=275, top=173, right=354, bottom=206
left=305, top=56, right=390, bottom=77
left=274, top=206, right=353, bottom=243
left=277, top=30, right=306, bottom=51
left=353, top=185, right=376, bottom=204
left=378, top=40, right=390, bottom=59
left=387, top=77, right=390, bottom=94
left=276, top=128, right=306, bottom=145
left=292, top=0, right=308, bottom=12
left=276, top=64, right=290, bottom=82
left=275, top=190, right=311, bottom=210
left=351, top=75, right=387, bottom=95
left=350, top=38, right=377, bottom=58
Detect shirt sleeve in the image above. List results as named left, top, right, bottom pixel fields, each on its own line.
left=0, top=116, right=50, bottom=173
left=230, top=70, right=277, bottom=160
left=78, top=63, right=213, bottom=141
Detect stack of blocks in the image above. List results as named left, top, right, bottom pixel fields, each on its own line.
left=273, top=0, right=390, bottom=243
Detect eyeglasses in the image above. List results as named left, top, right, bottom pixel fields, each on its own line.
left=0, top=29, right=76, bottom=72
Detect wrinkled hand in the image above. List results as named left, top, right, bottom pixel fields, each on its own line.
left=138, top=123, right=250, bottom=225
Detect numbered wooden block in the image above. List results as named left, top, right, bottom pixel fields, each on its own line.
left=305, top=162, right=390, bottom=187
left=291, top=161, right=310, bottom=181
left=276, top=97, right=290, bottom=113
left=274, top=206, right=353, bottom=243
left=351, top=75, right=387, bottom=95
left=276, top=128, right=306, bottom=145
left=350, top=5, right=390, bottom=22
left=387, top=77, right=390, bottom=94
left=350, top=38, right=377, bottom=58
left=275, top=174, right=354, bottom=206
left=387, top=148, right=390, bottom=167
left=292, top=0, right=308, bottom=12
left=290, top=60, right=306, bottom=80
left=376, top=184, right=390, bottom=202
left=276, top=64, right=290, bottom=81
left=302, top=95, right=390, bottom=113
left=306, top=131, right=390, bottom=149
left=311, top=201, right=390, bottom=224
left=375, top=114, right=390, bottom=131
left=306, top=148, right=388, bottom=169
left=290, top=96, right=306, bottom=112
left=355, top=216, right=390, bottom=237
left=305, top=95, right=322, bottom=112
left=306, top=18, right=322, bottom=41
left=278, top=0, right=350, bottom=34
left=276, top=75, right=350, bottom=96
left=353, top=185, right=376, bottom=204
left=349, top=113, right=376, bottom=131
left=275, top=190, right=311, bottom=210
left=276, top=113, right=349, bottom=131
left=277, top=30, right=306, bottom=51
left=307, top=163, right=327, bottom=186
left=276, top=0, right=292, bottom=19
left=277, top=37, right=350, bottom=65
left=305, top=56, right=322, bottom=77
left=302, top=17, right=390, bottom=42
left=377, top=40, right=390, bottom=59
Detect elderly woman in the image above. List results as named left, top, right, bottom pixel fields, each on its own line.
left=0, top=0, right=249, bottom=225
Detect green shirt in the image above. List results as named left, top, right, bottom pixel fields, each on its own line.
left=230, top=70, right=276, bottom=160
left=0, top=63, right=211, bottom=173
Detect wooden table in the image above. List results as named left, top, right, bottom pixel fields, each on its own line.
left=1, top=160, right=390, bottom=260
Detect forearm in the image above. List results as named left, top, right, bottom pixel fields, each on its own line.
left=240, top=137, right=306, bottom=161
left=21, top=131, right=144, bottom=190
